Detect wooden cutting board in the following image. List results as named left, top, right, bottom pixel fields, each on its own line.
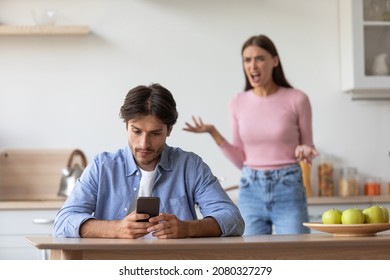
left=0, top=149, right=85, bottom=201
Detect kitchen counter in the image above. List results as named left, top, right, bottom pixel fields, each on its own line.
left=0, top=199, right=65, bottom=210
left=1, top=195, right=389, bottom=210
left=26, top=233, right=390, bottom=260
left=307, top=195, right=390, bottom=205
left=225, top=185, right=390, bottom=206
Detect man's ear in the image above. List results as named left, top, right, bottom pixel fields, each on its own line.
left=167, top=126, right=173, bottom=136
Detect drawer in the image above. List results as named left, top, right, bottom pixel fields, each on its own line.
left=0, top=209, right=58, bottom=235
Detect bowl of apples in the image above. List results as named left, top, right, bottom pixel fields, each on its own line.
left=303, top=205, right=390, bottom=236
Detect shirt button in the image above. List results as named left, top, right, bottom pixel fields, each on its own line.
left=124, top=208, right=128, bottom=212
left=133, top=187, right=137, bottom=191
left=136, top=172, right=140, bottom=176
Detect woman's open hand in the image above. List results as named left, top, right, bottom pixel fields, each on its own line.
left=183, top=116, right=214, bottom=134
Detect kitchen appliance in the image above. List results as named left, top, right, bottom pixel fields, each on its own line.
left=58, top=149, right=87, bottom=197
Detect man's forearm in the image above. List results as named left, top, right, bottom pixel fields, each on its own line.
left=80, top=219, right=119, bottom=238
left=186, top=217, right=222, bottom=237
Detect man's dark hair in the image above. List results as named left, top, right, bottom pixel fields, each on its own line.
left=119, top=83, right=178, bottom=129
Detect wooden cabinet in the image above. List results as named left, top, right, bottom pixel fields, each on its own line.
left=339, top=0, right=390, bottom=99
left=0, top=202, right=62, bottom=260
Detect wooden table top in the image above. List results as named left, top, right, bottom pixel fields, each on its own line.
left=26, top=233, right=390, bottom=260
left=26, top=233, right=390, bottom=250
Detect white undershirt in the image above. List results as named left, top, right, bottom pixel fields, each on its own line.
left=138, top=168, right=157, bottom=239
left=138, top=168, right=157, bottom=197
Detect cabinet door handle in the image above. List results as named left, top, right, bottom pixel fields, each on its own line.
left=32, top=218, right=55, bottom=225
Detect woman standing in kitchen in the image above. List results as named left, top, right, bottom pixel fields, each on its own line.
left=183, top=34, right=319, bottom=235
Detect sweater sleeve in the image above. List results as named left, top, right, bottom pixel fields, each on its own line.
left=297, top=92, right=315, bottom=148
left=218, top=95, right=246, bottom=169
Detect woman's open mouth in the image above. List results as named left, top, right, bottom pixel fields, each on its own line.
left=250, top=72, right=261, bottom=83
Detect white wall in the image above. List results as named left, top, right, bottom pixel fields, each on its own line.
left=1, top=0, right=389, bottom=193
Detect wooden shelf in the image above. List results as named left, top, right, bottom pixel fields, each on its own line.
left=0, top=25, right=90, bottom=35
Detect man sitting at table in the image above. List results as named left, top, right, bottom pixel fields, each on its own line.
left=53, top=83, right=244, bottom=239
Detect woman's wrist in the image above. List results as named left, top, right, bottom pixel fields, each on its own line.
left=209, top=127, right=226, bottom=146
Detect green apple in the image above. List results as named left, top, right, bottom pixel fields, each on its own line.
left=379, top=205, right=389, bottom=222
left=341, top=207, right=365, bottom=224
left=322, top=208, right=342, bottom=224
left=363, top=205, right=385, bottom=223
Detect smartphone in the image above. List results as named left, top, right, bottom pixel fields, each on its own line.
left=136, top=197, right=160, bottom=222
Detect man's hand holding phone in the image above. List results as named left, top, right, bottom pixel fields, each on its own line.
left=110, top=197, right=160, bottom=239
left=136, top=197, right=184, bottom=238
left=136, top=197, right=160, bottom=222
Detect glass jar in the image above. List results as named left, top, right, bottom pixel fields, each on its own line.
left=364, top=177, right=381, bottom=195
left=338, top=167, right=359, bottom=197
left=317, top=155, right=334, bottom=196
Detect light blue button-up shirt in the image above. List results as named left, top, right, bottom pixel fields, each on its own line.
left=53, top=144, right=244, bottom=237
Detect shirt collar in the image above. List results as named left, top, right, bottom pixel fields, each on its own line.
left=157, top=144, right=173, bottom=172
left=124, top=144, right=172, bottom=176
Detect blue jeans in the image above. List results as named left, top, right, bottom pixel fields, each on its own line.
left=238, top=164, right=310, bottom=235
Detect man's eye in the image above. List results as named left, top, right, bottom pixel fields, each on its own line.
left=132, top=130, right=141, bottom=135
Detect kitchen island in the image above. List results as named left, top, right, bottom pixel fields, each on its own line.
left=26, top=233, right=390, bottom=260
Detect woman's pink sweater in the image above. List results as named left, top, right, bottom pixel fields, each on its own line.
left=219, top=87, right=315, bottom=170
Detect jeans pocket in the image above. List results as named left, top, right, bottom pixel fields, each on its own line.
left=239, top=176, right=251, bottom=189
left=239, top=167, right=253, bottom=189
left=281, top=169, right=302, bottom=187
